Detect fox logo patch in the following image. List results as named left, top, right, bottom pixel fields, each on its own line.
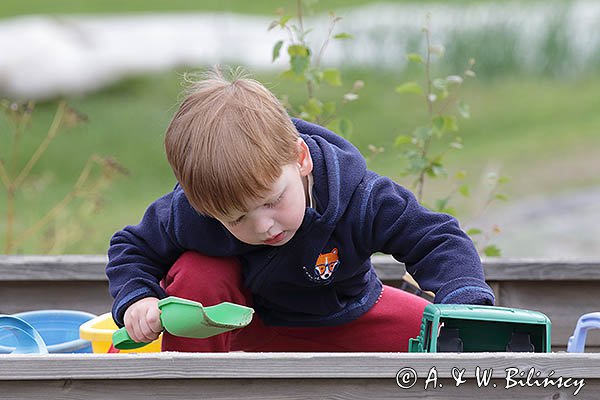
left=303, top=248, right=340, bottom=282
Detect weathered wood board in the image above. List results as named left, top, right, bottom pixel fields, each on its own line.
left=0, top=353, right=596, bottom=399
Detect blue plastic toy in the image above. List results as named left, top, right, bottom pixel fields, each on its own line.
left=0, top=315, right=48, bottom=354
left=567, top=312, right=600, bottom=353
left=0, top=310, right=96, bottom=354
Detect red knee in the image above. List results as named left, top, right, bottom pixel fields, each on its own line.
left=162, top=251, right=249, bottom=307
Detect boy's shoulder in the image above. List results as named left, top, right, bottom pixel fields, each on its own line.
left=292, top=118, right=351, bottom=148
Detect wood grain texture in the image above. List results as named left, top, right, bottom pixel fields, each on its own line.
left=0, top=378, right=594, bottom=400
left=497, top=282, right=600, bottom=349
left=3, top=255, right=600, bottom=281
left=1, top=353, right=599, bottom=380
left=0, top=255, right=107, bottom=281
left=372, top=255, right=600, bottom=281
left=0, top=282, right=111, bottom=315
left=0, top=354, right=596, bottom=399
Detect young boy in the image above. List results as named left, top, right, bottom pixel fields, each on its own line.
left=106, top=70, right=494, bottom=352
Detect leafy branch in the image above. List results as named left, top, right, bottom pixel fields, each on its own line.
left=269, top=0, right=362, bottom=137
left=393, top=16, right=508, bottom=256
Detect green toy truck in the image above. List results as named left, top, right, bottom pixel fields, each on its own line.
left=408, top=304, right=551, bottom=353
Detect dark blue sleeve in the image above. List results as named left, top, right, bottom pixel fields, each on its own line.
left=358, top=174, right=495, bottom=305
left=106, top=190, right=185, bottom=326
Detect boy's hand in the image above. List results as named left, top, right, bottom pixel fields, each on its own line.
left=123, top=297, right=162, bottom=343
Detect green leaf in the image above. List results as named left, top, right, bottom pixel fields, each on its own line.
left=290, top=55, right=309, bottom=75
left=307, top=70, right=323, bottom=84
left=466, top=228, right=482, bottom=236
left=328, top=118, right=353, bottom=138
left=455, top=170, right=467, bottom=180
left=443, top=116, right=459, bottom=132
left=280, top=69, right=307, bottom=83
left=407, top=53, right=424, bottom=63
left=323, top=69, right=342, bottom=86
left=406, top=152, right=427, bottom=174
left=334, top=32, right=353, bottom=39
left=432, top=116, right=444, bottom=132
left=272, top=40, right=284, bottom=62
left=413, top=126, right=433, bottom=142
left=287, top=44, right=309, bottom=57
left=280, top=15, right=292, bottom=27
left=302, top=98, right=322, bottom=117
left=429, top=164, right=446, bottom=178
left=431, top=153, right=444, bottom=164
left=498, top=176, right=511, bottom=185
left=458, top=184, right=470, bottom=197
left=494, top=193, right=509, bottom=202
left=457, top=101, right=471, bottom=119
left=279, top=69, right=299, bottom=81
left=394, top=134, right=412, bottom=147
left=395, top=82, right=423, bottom=95
left=435, top=197, right=449, bottom=212
left=483, top=245, right=502, bottom=257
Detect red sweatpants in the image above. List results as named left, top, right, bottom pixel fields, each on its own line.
left=161, top=251, right=429, bottom=352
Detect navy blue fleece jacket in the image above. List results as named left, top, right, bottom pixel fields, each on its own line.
left=106, top=119, right=494, bottom=327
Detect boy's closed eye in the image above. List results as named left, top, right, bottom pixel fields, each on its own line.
left=264, top=193, right=284, bottom=208
left=229, top=215, right=245, bottom=226
left=227, top=192, right=285, bottom=226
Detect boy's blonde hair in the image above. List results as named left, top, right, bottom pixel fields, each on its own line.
left=164, top=69, right=299, bottom=220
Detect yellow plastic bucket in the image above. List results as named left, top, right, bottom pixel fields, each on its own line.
left=79, top=313, right=161, bottom=353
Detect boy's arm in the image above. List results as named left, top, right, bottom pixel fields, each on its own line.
left=106, top=190, right=185, bottom=326
left=358, top=174, right=495, bottom=305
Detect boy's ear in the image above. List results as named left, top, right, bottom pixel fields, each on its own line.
left=296, top=138, right=313, bottom=177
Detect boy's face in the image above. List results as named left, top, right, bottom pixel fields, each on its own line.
left=218, top=139, right=313, bottom=247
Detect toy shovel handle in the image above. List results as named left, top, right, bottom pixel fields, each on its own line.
left=112, top=327, right=152, bottom=350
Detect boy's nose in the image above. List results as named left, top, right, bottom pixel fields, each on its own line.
left=253, top=215, right=274, bottom=235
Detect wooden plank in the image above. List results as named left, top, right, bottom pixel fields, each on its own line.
left=0, top=378, right=594, bottom=400
left=0, top=353, right=599, bottom=379
left=482, top=258, right=600, bottom=281
left=0, top=282, right=111, bottom=315
left=3, top=255, right=600, bottom=282
left=497, top=282, right=600, bottom=349
left=0, top=255, right=107, bottom=281
left=489, top=282, right=501, bottom=305
left=373, top=255, right=600, bottom=281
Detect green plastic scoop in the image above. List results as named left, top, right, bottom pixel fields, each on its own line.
left=112, top=296, right=254, bottom=350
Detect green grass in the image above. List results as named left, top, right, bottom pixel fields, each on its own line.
left=0, top=0, right=502, bottom=18
left=1, top=68, right=599, bottom=253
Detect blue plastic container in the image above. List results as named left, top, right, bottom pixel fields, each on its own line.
left=0, top=310, right=96, bottom=354
left=0, top=315, right=48, bottom=354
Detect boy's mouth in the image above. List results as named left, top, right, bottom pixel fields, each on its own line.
left=264, top=232, right=285, bottom=245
